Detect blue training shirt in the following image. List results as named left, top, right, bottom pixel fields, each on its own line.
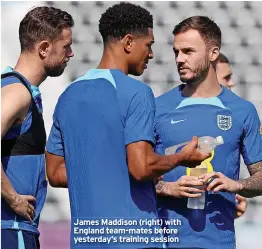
left=46, top=69, right=164, bottom=249
left=85, top=69, right=158, bottom=217
left=154, top=84, right=262, bottom=249
left=1, top=67, right=47, bottom=235
left=84, top=69, right=159, bottom=219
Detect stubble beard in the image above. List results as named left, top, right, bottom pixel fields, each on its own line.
left=179, top=57, right=210, bottom=85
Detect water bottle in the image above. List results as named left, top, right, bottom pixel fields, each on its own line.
left=164, top=136, right=224, bottom=210
left=165, top=136, right=224, bottom=155
left=196, top=136, right=224, bottom=154
left=187, top=136, right=224, bottom=209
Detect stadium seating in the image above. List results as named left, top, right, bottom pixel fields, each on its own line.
left=46, top=1, right=261, bottom=100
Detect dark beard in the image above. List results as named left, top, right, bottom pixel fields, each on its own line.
left=179, top=58, right=210, bottom=84
left=181, top=67, right=209, bottom=85
left=45, top=64, right=65, bottom=77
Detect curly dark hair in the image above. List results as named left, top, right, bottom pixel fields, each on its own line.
left=19, top=6, right=74, bottom=52
left=99, top=2, right=153, bottom=42
left=173, top=16, right=221, bottom=49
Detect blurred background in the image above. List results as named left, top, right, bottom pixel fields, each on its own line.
left=1, top=1, right=262, bottom=248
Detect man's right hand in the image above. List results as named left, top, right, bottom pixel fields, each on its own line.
left=156, top=176, right=205, bottom=198
left=179, top=136, right=211, bottom=168
left=6, top=194, right=35, bottom=222
left=167, top=176, right=205, bottom=198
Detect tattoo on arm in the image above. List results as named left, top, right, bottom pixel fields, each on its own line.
left=155, top=181, right=169, bottom=196
left=237, top=161, right=262, bottom=198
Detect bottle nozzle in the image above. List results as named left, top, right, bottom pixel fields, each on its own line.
left=216, top=136, right=224, bottom=145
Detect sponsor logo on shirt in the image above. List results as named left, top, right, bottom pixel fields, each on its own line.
left=171, top=119, right=186, bottom=124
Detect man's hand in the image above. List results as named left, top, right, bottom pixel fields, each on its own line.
left=200, top=171, right=243, bottom=193
left=179, top=136, right=211, bottom=168
left=156, top=176, right=205, bottom=198
left=168, top=175, right=205, bottom=198
left=6, top=194, right=35, bottom=222
left=1, top=165, right=35, bottom=223
left=235, top=194, right=247, bottom=218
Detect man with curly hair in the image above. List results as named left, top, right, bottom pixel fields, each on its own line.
left=46, top=2, right=209, bottom=248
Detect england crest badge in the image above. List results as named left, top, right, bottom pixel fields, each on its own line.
left=217, top=115, right=232, bottom=131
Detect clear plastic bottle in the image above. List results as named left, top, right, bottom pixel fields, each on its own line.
left=164, top=136, right=224, bottom=210
left=165, top=136, right=224, bottom=155
left=187, top=136, right=224, bottom=210
left=197, top=136, right=224, bottom=154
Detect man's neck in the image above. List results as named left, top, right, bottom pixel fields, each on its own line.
left=14, top=53, right=47, bottom=87
left=182, top=68, right=222, bottom=98
left=97, top=45, right=128, bottom=75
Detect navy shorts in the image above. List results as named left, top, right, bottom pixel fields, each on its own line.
left=1, top=229, right=40, bottom=249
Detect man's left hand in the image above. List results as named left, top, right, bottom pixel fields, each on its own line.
left=200, top=172, right=243, bottom=193
left=235, top=194, right=247, bottom=218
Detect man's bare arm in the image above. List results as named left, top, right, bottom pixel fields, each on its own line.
left=201, top=161, right=262, bottom=198
left=1, top=83, right=35, bottom=221
left=1, top=83, right=31, bottom=136
left=127, top=137, right=211, bottom=181
left=237, top=161, right=262, bottom=198
left=46, top=152, right=67, bottom=188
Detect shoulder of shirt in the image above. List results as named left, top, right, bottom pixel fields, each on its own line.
left=56, top=76, right=119, bottom=109
left=60, top=76, right=111, bottom=94
left=114, top=71, right=152, bottom=92
left=220, top=87, right=257, bottom=113
left=155, top=85, right=181, bottom=108
left=1, top=73, right=36, bottom=97
left=154, top=85, right=182, bottom=121
left=156, top=84, right=181, bottom=100
left=1, top=75, right=24, bottom=86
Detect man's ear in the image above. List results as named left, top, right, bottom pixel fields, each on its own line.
left=209, top=46, right=220, bottom=62
left=37, top=40, right=51, bottom=59
left=121, top=34, right=134, bottom=54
